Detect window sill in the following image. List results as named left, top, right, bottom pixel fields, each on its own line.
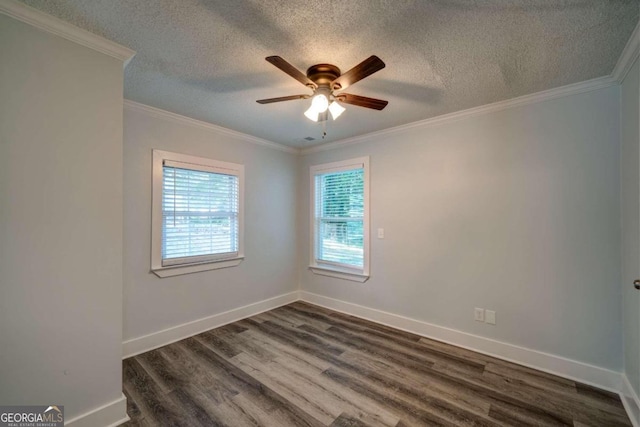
left=309, top=265, right=369, bottom=283
left=152, top=257, right=244, bottom=278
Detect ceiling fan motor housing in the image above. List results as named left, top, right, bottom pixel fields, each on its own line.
left=306, top=64, right=341, bottom=89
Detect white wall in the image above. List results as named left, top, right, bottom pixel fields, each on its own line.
left=0, top=14, right=125, bottom=421
left=299, top=86, right=622, bottom=370
left=123, top=106, right=298, bottom=342
left=621, top=57, right=640, bottom=397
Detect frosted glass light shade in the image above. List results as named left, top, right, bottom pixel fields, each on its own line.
left=328, top=101, right=345, bottom=120
left=304, top=105, right=319, bottom=122
left=311, top=94, right=329, bottom=112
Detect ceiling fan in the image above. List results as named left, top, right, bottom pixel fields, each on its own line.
left=256, top=55, right=388, bottom=122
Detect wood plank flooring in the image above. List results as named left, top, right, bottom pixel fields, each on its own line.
left=122, top=302, right=631, bottom=426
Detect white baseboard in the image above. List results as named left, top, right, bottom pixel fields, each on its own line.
left=621, top=375, right=640, bottom=427
left=299, top=291, right=624, bottom=394
left=122, top=291, right=299, bottom=358
left=65, top=393, right=129, bottom=427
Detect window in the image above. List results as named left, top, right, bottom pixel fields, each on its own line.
left=151, top=150, right=244, bottom=277
left=310, top=157, right=370, bottom=282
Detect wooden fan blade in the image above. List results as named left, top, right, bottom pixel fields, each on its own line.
left=337, top=93, right=388, bottom=110
left=256, top=94, right=310, bottom=104
left=331, top=56, right=385, bottom=90
left=266, top=56, right=317, bottom=88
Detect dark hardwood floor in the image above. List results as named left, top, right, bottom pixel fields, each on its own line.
left=122, top=302, right=631, bottom=426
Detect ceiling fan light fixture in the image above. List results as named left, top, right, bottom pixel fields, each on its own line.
left=304, top=92, right=330, bottom=122
left=328, top=101, right=345, bottom=120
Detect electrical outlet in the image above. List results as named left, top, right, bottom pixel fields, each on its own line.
left=377, top=228, right=384, bottom=239
left=474, top=308, right=484, bottom=322
left=485, top=310, right=496, bottom=325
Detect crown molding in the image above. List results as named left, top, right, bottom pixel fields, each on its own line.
left=0, top=0, right=135, bottom=66
left=301, top=75, right=617, bottom=155
left=612, top=19, right=640, bottom=83
left=128, top=69, right=615, bottom=157
left=124, top=100, right=299, bottom=154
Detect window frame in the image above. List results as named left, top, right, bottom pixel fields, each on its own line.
left=309, top=157, right=370, bottom=283
left=151, top=149, right=244, bottom=278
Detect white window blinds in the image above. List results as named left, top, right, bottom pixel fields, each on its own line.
left=314, top=167, right=364, bottom=268
left=162, top=161, right=239, bottom=266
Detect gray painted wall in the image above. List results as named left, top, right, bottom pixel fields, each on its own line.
left=298, top=87, right=622, bottom=370
left=0, top=15, right=125, bottom=419
left=621, top=58, right=640, bottom=396
left=123, top=107, right=298, bottom=341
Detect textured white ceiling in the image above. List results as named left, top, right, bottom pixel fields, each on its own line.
left=19, top=0, right=639, bottom=147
